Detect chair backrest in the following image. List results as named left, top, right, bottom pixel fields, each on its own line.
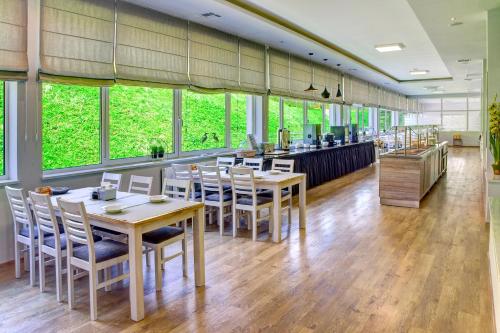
left=271, top=159, right=295, bottom=173
left=217, top=157, right=235, bottom=168
left=29, top=192, right=60, bottom=241
left=230, top=167, right=256, bottom=204
left=101, top=172, right=122, bottom=190
left=5, top=186, right=34, bottom=235
left=243, top=158, right=263, bottom=171
left=171, top=164, right=194, bottom=180
left=128, top=175, right=154, bottom=195
left=198, top=165, right=223, bottom=201
left=57, top=199, right=94, bottom=251
left=162, top=178, right=191, bottom=201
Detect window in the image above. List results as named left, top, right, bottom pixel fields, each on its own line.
left=0, top=81, right=4, bottom=176
left=378, top=109, right=391, bottom=133
left=268, top=96, right=280, bottom=143
left=359, top=107, right=369, bottom=129
left=42, top=83, right=101, bottom=170
left=307, top=101, right=323, bottom=125
left=109, top=85, right=173, bottom=160
left=350, top=106, right=358, bottom=125
left=230, top=94, right=248, bottom=148
left=182, top=91, right=226, bottom=152
left=283, top=98, right=304, bottom=142
left=468, top=97, right=481, bottom=131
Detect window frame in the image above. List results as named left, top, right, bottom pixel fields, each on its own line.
left=0, top=81, right=8, bottom=180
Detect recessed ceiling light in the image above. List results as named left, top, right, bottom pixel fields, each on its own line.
left=375, top=43, right=405, bottom=53
left=349, top=68, right=357, bottom=71
left=449, top=17, right=463, bottom=26
left=457, top=58, right=471, bottom=64
left=201, top=12, right=221, bottom=18
left=409, top=69, right=429, bottom=75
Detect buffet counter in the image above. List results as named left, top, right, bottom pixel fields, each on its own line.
left=237, top=141, right=376, bottom=189
left=379, top=141, right=448, bottom=208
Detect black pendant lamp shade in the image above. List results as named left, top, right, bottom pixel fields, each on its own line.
left=336, top=83, right=342, bottom=98
left=304, top=52, right=318, bottom=92
left=321, top=58, right=331, bottom=99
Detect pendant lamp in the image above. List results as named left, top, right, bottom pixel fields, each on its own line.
left=304, top=52, right=318, bottom=92
left=321, top=58, right=331, bottom=99
left=336, top=83, right=342, bottom=98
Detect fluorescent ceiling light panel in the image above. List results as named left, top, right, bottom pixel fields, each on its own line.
left=375, top=43, right=405, bottom=53
left=409, top=69, right=429, bottom=75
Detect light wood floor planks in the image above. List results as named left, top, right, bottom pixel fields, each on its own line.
left=0, top=147, right=492, bottom=332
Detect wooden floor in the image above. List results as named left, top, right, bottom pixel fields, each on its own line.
left=0, top=147, right=492, bottom=333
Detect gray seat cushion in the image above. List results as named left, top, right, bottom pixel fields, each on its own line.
left=73, top=240, right=128, bottom=263
left=205, top=193, right=232, bottom=202
left=194, top=191, right=202, bottom=199
left=142, top=226, right=184, bottom=244
left=223, top=185, right=232, bottom=192
left=43, top=233, right=100, bottom=250
left=20, top=224, right=64, bottom=239
left=236, top=196, right=273, bottom=206
left=93, top=226, right=123, bottom=236
left=258, top=189, right=290, bottom=198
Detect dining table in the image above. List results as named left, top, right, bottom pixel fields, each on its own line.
left=190, top=169, right=307, bottom=242
left=48, top=188, right=206, bottom=322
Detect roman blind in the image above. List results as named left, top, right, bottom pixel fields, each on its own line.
left=399, top=94, right=407, bottom=111
left=0, top=0, right=28, bottom=80
left=368, top=83, right=379, bottom=106
left=351, top=77, right=369, bottom=105
left=188, top=23, right=239, bottom=91
left=39, top=0, right=115, bottom=85
left=408, top=98, right=418, bottom=112
left=342, top=75, right=353, bottom=105
left=239, top=39, right=266, bottom=94
left=290, top=55, right=312, bottom=100
left=115, top=2, right=189, bottom=87
left=269, top=49, right=290, bottom=97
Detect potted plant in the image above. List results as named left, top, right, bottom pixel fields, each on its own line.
left=489, top=95, right=500, bottom=174
left=157, top=145, right=165, bottom=159
left=150, top=145, right=158, bottom=159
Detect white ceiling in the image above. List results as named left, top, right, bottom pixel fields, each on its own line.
left=125, top=0, right=500, bottom=96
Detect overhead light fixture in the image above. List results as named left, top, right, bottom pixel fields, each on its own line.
left=321, top=59, right=331, bottom=99
left=449, top=17, right=463, bottom=26
left=375, top=43, right=405, bottom=53
left=336, top=83, right=342, bottom=98
left=201, top=12, right=221, bottom=18
left=409, top=69, right=429, bottom=75
left=457, top=58, right=471, bottom=64
left=304, top=52, right=318, bottom=92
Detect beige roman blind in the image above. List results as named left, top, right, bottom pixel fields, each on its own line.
left=351, top=77, right=369, bottom=105
left=0, top=0, right=28, bottom=80
left=115, top=2, right=189, bottom=87
left=368, top=83, right=379, bottom=106
left=312, top=65, right=341, bottom=102
left=188, top=23, right=239, bottom=91
left=289, top=55, right=311, bottom=100
left=239, top=39, right=266, bottom=94
left=39, top=0, right=115, bottom=85
left=399, top=94, right=407, bottom=111
left=379, top=89, right=388, bottom=109
left=342, top=75, right=353, bottom=105
left=269, top=49, right=290, bottom=97
left=408, top=98, right=418, bottom=112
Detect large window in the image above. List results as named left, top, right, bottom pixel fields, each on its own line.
left=417, top=96, right=480, bottom=131
left=283, top=98, right=304, bottom=142
left=0, top=81, right=4, bottom=176
left=182, top=91, right=226, bottom=152
left=231, top=94, right=248, bottom=148
left=307, top=101, right=323, bottom=125
left=268, top=96, right=280, bottom=143
left=109, top=85, right=173, bottom=160
left=42, top=83, right=101, bottom=170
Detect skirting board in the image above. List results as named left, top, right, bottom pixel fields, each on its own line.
left=490, top=223, right=500, bottom=332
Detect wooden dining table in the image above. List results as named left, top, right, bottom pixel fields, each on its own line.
left=191, top=169, right=307, bottom=242
left=49, top=188, right=205, bottom=322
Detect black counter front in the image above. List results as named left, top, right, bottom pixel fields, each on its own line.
left=236, top=141, right=376, bottom=189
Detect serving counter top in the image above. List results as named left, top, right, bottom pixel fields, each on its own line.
left=262, top=141, right=375, bottom=159
left=380, top=141, right=448, bottom=160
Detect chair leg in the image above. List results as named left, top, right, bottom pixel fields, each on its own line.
left=232, top=206, right=237, bottom=238
left=104, top=268, right=111, bottom=292
left=67, top=262, right=75, bottom=309
left=182, top=237, right=188, bottom=277
left=23, top=245, right=29, bottom=272
left=39, top=250, right=45, bottom=292
left=145, top=247, right=150, bottom=267
left=89, top=268, right=98, bottom=321
left=219, top=206, right=224, bottom=236
left=14, top=240, right=20, bottom=279
left=117, top=262, right=124, bottom=276
left=29, top=242, right=36, bottom=287
left=252, top=210, right=258, bottom=241
left=154, top=248, right=162, bottom=291
left=55, top=252, right=63, bottom=302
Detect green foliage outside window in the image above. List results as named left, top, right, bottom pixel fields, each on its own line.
left=350, top=108, right=358, bottom=125
left=42, top=83, right=100, bottom=170
left=109, top=85, right=173, bottom=159
left=307, top=102, right=323, bottom=125
left=283, top=98, right=304, bottom=142
left=268, top=96, right=280, bottom=143
left=182, top=91, right=225, bottom=151
left=359, top=107, right=369, bottom=129
left=231, top=94, right=247, bottom=148
left=0, top=81, right=4, bottom=175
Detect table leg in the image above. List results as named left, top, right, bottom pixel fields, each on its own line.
left=299, top=176, right=307, bottom=230
left=272, top=184, right=282, bottom=243
left=193, top=207, right=205, bottom=287
left=128, top=226, right=144, bottom=321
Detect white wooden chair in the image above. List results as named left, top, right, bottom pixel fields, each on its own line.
left=216, top=157, right=235, bottom=168
left=101, top=172, right=122, bottom=190
left=142, top=178, right=190, bottom=291
left=198, top=165, right=233, bottom=236
left=30, top=191, right=71, bottom=302
left=171, top=164, right=199, bottom=200
left=57, top=198, right=129, bottom=321
left=230, top=167, right=273, bottom=241
left=128, top=175, right=153, bottom=195
left=243, top=157, right=264, bottom=171
left=5, top=186, right=38, bottom=286
left=261, top=159, right=295, bottom=224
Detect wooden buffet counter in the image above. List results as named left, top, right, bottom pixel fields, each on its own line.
left=379, top=141, right=448, bottom=208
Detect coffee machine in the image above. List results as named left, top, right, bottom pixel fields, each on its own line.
left=278, top=128, right=290, bottom=150
left=304, top=124, right=322, bottom=146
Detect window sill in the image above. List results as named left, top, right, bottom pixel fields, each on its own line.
left=0, top=179, right=20, bottom=187
left=42, top=151, right=236, bottom=181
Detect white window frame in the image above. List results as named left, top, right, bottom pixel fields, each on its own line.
left=0, top=81, right=8, bottom=180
